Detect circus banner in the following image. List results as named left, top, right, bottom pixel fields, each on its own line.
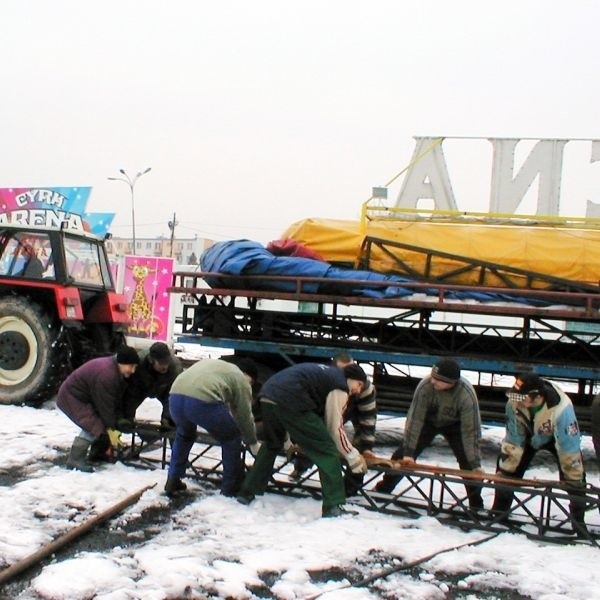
left=0, top=187, right=114, bottom=236
left=121, top=255, right=174, bottom=342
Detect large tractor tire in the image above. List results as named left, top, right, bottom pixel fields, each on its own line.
left=0, top=296, right=62, bottom=405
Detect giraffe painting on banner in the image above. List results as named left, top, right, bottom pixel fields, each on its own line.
left=121, top=256, right=175, bottom=342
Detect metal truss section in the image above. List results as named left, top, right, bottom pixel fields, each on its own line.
left=179, top=297, right=600, bottom=364
left=356, top=465, right=600, bottom=546
left=265, top=459, right=600, bottom=547
left=119, top=426, right=600, bottom=548
left=175, top=299, right=600, bottom=399
left=359, top=235, right=600, bottom=294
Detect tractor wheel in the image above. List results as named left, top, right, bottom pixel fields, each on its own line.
left=0, top=296, right=60, bottom=405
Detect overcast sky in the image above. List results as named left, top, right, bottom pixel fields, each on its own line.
left=1, top=1, right=599, bottom=244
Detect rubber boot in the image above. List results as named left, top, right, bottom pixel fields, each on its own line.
left=322, top=504, right=359, bottom=518
left=66, top=437, right=94, bottom=472
left=490, top=487, right=514, bottom=523
left=569, top=490, right=589, bottom=538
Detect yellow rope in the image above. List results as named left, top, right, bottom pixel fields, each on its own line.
left=360, top=137, right=445, bottom=234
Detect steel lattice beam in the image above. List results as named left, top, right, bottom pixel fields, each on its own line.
left=120, top=427, right=600, bottom=547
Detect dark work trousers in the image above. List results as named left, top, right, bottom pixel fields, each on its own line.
left=240, top=401, right=346, bottom=511
left=491, top=440, right=587, bottom=526
left=168, top=394, right=245, bottom=496
left=377, top=421, right=484, bottom=509
left=292, top=409, right=366, bottom=496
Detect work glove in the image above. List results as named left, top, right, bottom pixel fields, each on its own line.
left=247, top=442, right=261, bottom=457
left=347, top=452, right=368, bottom=475
left=106, top=428, right=123, bottom=449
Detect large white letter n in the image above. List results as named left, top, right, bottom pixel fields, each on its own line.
left=489, top=138, right=566, bottom=216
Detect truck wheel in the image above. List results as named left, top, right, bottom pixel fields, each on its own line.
left=0, top=297, right=58, bottom=405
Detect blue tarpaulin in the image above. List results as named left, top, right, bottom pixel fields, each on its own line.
left=200, top=240, right=543, bottom=305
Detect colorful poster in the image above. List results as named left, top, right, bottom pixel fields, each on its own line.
left=0, top=187, right=114, bottom=236
left=122, top=255, right=174, bottom=341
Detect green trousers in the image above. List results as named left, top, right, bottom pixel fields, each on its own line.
left=240, top=401, right=346, bottom=510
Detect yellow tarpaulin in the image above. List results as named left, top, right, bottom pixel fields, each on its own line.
left=281, top=217, right=600, bottom=288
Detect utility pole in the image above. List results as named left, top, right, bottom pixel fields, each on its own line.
left=168, top=213, right=178, bottom=258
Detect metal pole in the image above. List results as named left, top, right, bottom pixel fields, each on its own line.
left=130, top=179, right=136, bottom=255
left=0, top=484, right=156, bottom=586
left=168, top=212, right=177, bottom=258
left=108, top=167, right=151, bottom=255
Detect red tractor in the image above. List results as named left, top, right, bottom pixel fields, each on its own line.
left=0, top=224, right=130, bottom=405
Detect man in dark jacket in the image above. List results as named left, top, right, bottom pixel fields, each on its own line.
left=120, top=342, right=182, bottom=428
left=237, top=362, right=369, bottom=518
left=375, top=358, right=484, bottom=511
left=290, top=353, right=377, bottom=497
left=57, top=346, right=140, bottom=472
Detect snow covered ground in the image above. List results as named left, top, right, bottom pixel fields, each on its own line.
left=0, top=399, right=599, bottom=600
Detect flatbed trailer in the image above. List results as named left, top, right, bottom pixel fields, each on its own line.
left=169, top=269, right=600, bottom=429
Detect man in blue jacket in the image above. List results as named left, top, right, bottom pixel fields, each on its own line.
left=237, top=362, right=369, bottom=518
left=491, top=373, right=587, bottom=532
left=289, top=353, right=377, bottom=497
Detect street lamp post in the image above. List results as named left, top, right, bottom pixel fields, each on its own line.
left=108, top=167, right=152, bottom=255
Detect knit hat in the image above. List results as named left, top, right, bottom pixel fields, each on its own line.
left=116, top=346, right=140, bottom=365
left=149, top=342, right=172, bottom=365
left=343, top=363, right=367, bottom=383
left=431, top=358, right=461, bottom=383
left=515, top=373, right=544, bottom=396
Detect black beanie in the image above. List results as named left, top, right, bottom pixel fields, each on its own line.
left=343, top=363, right=367, bottom=383
left=149, top=342, right=171, bottom=364
left=116, top=346, right=140, bottom=365
left=431, top=358, right=461, bottom=383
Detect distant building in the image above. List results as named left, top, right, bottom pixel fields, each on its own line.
left=105, top=234, right=213, bottom=265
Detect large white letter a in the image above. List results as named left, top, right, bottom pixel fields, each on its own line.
left=395, top=137, right=458, bottom=210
